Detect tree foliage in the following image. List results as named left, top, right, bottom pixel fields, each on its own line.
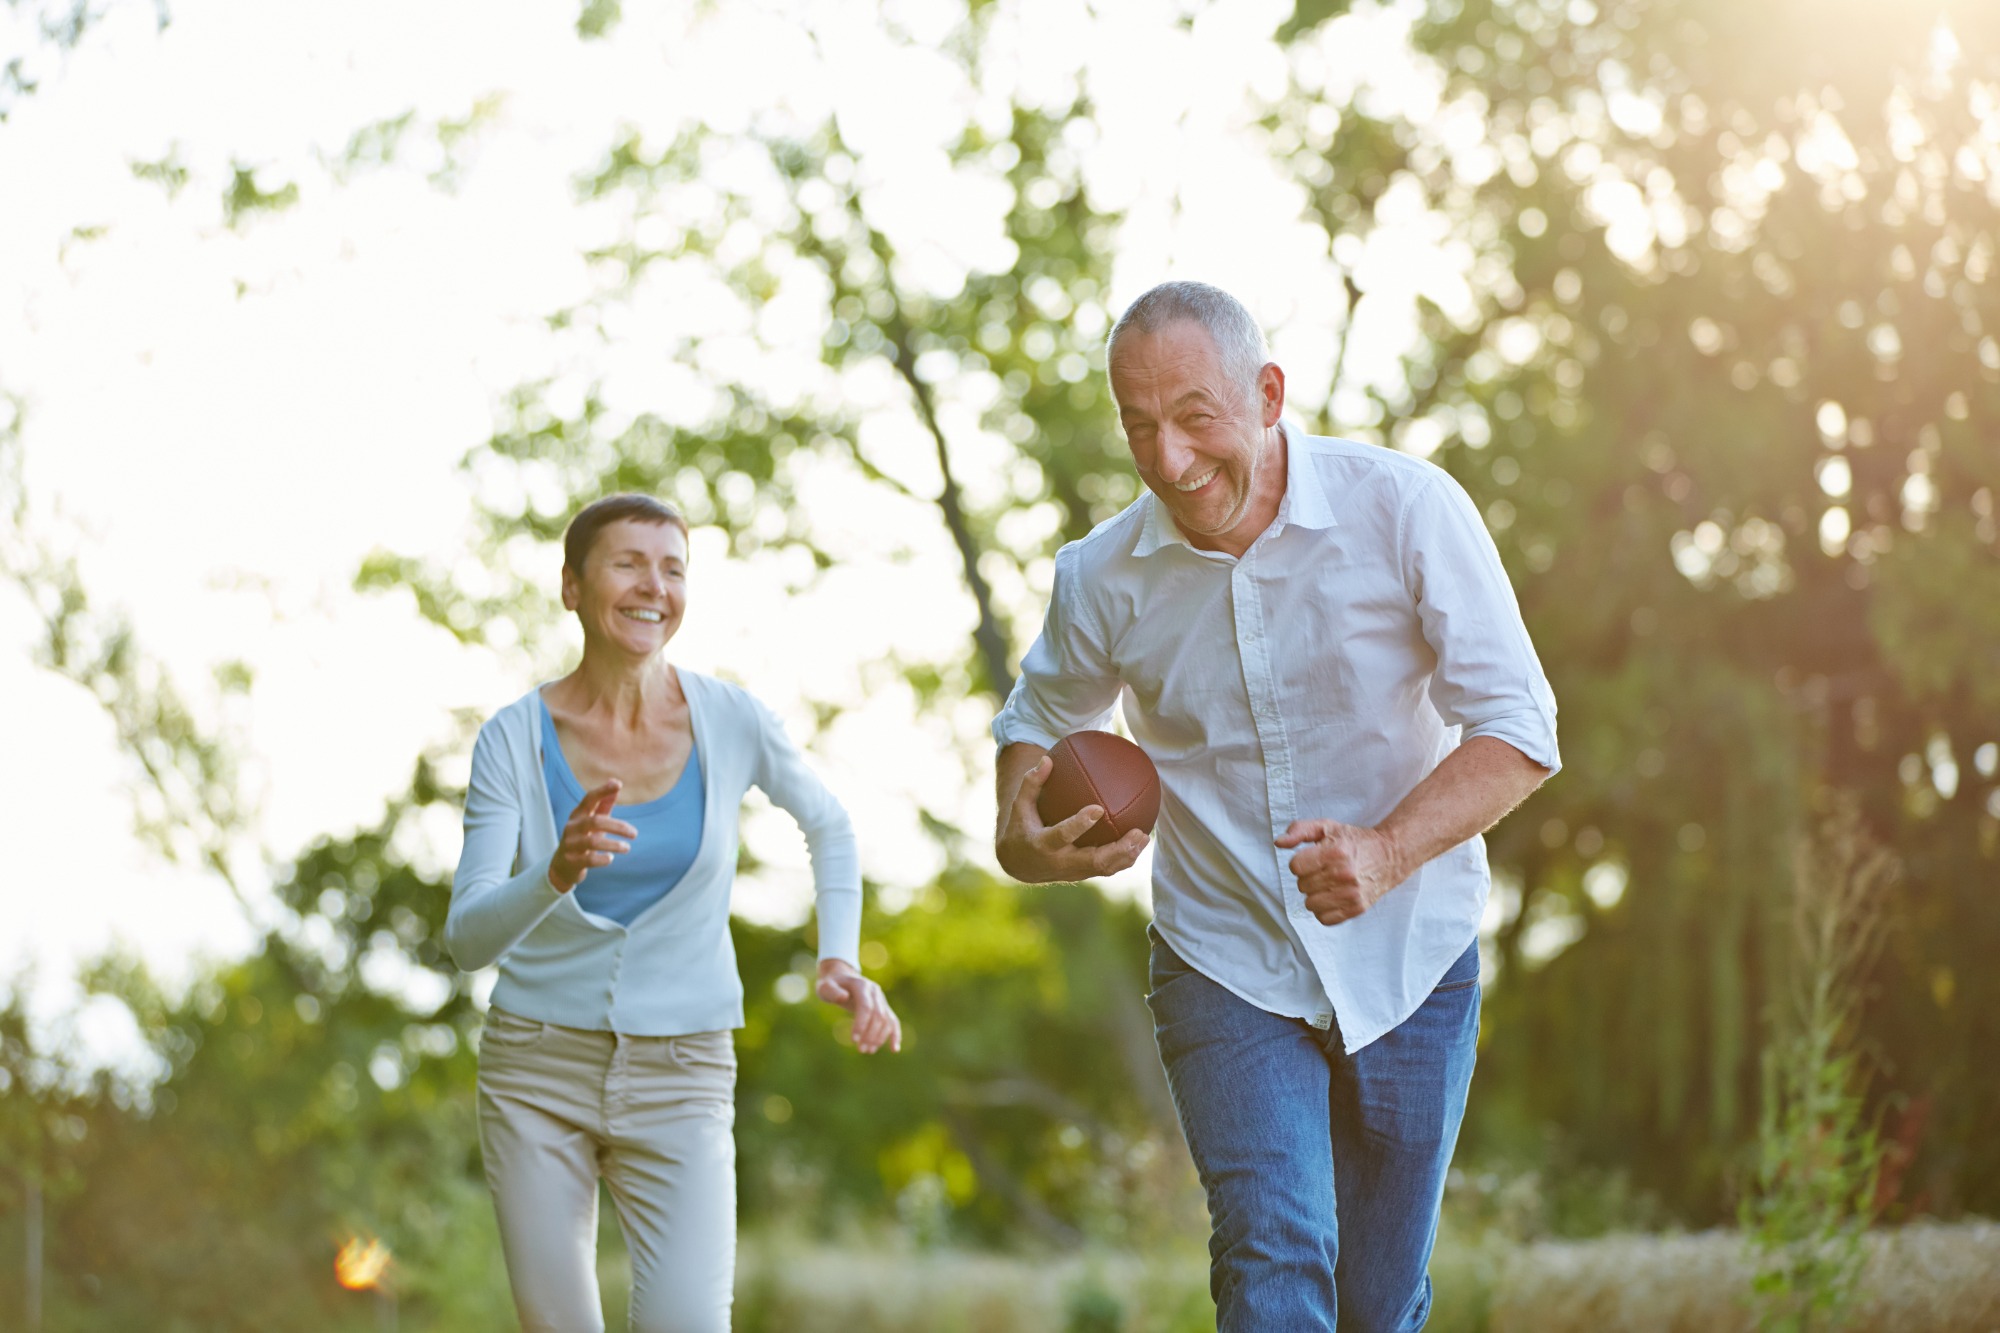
left=1327, top=0, right=2000, bottom=1220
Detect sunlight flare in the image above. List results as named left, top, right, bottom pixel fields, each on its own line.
left=334, top=1235, right=392, bottom=1292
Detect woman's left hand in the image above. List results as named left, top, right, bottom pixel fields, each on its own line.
left=815, top=960, right=902, bottom=1055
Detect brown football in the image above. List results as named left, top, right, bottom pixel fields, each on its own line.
left=1037, top=730, right=1161, bottom=848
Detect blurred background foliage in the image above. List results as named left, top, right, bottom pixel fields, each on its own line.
left=4, top=0, right=2000, bottom=1327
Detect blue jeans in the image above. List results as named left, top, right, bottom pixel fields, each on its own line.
left=1146, top=927, right=1480, bottom=1332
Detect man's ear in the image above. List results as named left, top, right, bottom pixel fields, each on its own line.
left=559, top=564, right=580, bottom=611
left=1259, top=362, right=1286, bottom=427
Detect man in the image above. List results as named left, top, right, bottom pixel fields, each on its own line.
left=992, top=281, right=1558, bottom=1331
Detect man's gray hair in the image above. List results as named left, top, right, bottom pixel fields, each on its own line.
left=1105, top=281, right=1271, bottom=395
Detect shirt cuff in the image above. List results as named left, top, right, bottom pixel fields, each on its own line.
left=814, top=887, right=862, bottom=967
left=992, top=711, right=1063, bottom=752
left=1462, top=719, right=1562, bottom=775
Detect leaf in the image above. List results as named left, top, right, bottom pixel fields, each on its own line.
left=1276, top=0, right=1352, bottom=43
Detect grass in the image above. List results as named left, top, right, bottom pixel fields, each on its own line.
left=731, top=1233, right=1213, bottom=1333
left=1488, top=1221, right=2000, bottom=1333
left=701, top=1220, right=2000, bottom=1333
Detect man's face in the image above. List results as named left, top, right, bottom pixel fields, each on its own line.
left=1109, top=320, right=1282, bottom=550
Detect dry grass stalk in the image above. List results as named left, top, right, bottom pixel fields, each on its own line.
left=1741, top=795, right=1901, bottom=1330
left=1488, top=1220, right=2000, bottom=1333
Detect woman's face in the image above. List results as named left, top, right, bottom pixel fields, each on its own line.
left=563, top=518, right=689, bottom=659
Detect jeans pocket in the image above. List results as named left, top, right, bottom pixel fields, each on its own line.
left=673, top=1031, right=737, bottom=1083
left=479, top=1008, right=547, bottom=1052
left=1145, top=925, right=1197, bottom=1007
left=1431, top=942, right=1482, bottom=993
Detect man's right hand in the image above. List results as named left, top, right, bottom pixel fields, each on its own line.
left=995, top=744, right=1148, bottom=883
left=549, top=780, right=637, bottom=893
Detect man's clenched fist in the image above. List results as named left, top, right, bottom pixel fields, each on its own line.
left=1275, top=819, right=1407, bottom=926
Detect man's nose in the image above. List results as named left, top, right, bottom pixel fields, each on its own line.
left=1154, top=425, right=1198, bottom=482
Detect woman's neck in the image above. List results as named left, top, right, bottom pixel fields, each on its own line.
left=552, top=651, right=679, bottom=730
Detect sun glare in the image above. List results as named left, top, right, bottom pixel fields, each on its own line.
left=334, top=1235, right=392, bottom=1291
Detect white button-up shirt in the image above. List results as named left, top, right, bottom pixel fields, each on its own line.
left=993, top=423, right=1560, bottom=1052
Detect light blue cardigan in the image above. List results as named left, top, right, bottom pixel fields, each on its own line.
left=447, top=671, right=862, bottom=1036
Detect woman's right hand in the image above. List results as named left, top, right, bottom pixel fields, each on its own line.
left=548, top=780, right=637, bottom=893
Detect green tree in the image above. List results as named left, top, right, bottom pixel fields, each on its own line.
left=1274, top=0, right=2000, bottom=1219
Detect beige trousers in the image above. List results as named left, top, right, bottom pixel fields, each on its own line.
left=476, top=1007, right=737, bottom=1333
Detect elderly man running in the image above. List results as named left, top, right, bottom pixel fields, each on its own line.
left=992, top=281, right=1558, bottom=1331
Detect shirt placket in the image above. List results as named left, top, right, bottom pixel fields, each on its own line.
left=1233, top=540, right=1337, bottom=1031
left=1232, top=549, right=1296, bottom=898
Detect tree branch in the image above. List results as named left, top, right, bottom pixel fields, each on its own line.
left=1321, top=268, right=1364, bottom=435
left=882, top=317, right=1017, bottom=700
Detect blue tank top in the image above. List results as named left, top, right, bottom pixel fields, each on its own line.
left=541, top=698, right=705, bottom=927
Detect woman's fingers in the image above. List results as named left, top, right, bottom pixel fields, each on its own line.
left=551, top=812, right=636, bottom=891
left=570, top=814, right=636, bottom=840
left=817, top=972, right=902, bottom=1054
left=856, top=987, right=902, bottom=1055
left=876, top=1001, right=903, bottom=1054
left=869, top=997, right=903, bottom=1054
left=564, top=819, right=634, bottom=853
left=576, top=779, right=622, bottom=814
left=855, top=1002, right=888, bottom=1053
left=552, top=783, right=636, bottom=892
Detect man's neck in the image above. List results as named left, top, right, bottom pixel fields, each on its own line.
left=1179, top=424, right=1289, bottom=560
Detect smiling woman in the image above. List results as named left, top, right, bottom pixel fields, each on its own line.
left=445, top=492, right=902, bottom=1332
left=557, top=496, right=693, bottom=713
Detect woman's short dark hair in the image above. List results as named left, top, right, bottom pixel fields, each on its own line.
left=562, top=494, right=690, bottom=573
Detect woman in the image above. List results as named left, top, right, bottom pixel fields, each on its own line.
left=448, top=493, right=899, bottom=1333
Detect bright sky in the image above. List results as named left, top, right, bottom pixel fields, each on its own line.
left=0, top=0, right=1457, bottom=1069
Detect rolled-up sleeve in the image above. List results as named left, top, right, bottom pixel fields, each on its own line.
left=1402, top=474, right=1561, bottom=772
left=446, top=722, right=566, bottom=971
left=992, top=542, right=1122, bottom=752
left=750, top=697, right=862, bottom=967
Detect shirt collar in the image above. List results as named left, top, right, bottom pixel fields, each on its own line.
left=1134, top=419, right=1336, bottom=558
